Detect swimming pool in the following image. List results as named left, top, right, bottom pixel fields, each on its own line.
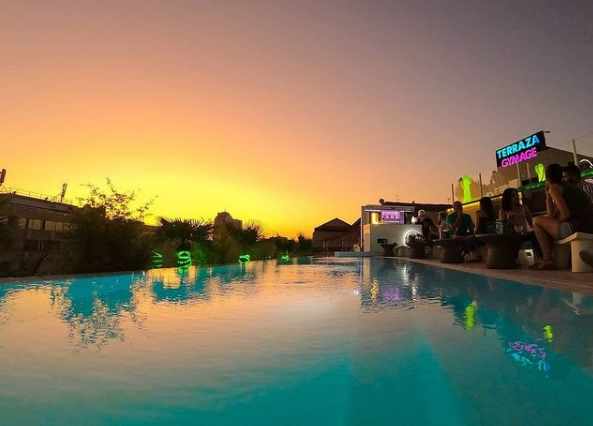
left=1, top=257, right=593, bottom=425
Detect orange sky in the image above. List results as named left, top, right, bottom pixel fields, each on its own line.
left=3, top=1, right=593, bottom=237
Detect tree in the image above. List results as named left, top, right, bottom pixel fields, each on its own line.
left=80, top=178, right=153, bottom=221
left=72, top=180, right=154, bottom=273
left=157, top=218, right=212, bottom=243
left=296, top=233, right=313, bottom=254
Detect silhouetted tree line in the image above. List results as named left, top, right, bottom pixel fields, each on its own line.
left=70, top=180, right=313, bottom=273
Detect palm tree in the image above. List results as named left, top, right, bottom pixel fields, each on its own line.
left=158, top=218, right=213, bottom=243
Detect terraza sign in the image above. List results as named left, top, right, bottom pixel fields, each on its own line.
left=496, top=131, right=547, bottom=168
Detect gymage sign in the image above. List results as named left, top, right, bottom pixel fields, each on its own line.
left=496, top=131, right=547, bottom=168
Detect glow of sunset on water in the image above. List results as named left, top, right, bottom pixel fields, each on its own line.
left=3, top=1, right=593, bottom=236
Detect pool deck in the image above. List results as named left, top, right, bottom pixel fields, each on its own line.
left=385, top=256, right=593, bottom=293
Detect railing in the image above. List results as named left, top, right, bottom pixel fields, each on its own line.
left=0, top=186, right=77, bottom=206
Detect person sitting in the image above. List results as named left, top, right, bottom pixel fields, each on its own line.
left=446, top=201, right=475, bottom=237
left=476, top=197, right=496, bottom=234
left=500, top=188, right=532, bottom=234
left=564, top=162, right=593, bottom=202
left=417, top=209, right=438, bottom=243
left=564, top=163, right=582, bottom=187
left=500, top=187, right=541, bottom=258
left=532, top=163, right=593, bottom=270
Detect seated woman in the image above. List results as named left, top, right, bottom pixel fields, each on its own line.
left=476, top=197, right=496, bottom=234
left=500, top=188, right=532, bottom=234
left=533, top=163, right=593, bottom=269
left=501, top=187, right=540, bottom=258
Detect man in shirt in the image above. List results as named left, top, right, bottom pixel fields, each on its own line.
left=446, top=201, right=475, bottom=237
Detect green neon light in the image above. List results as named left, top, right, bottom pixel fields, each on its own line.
left=543, top=325, right=553, bottom=343
left=280, top=254, right=290, bottom=262
left=239, top=254, right=250, bottom=263
left=151, top=250, right=164, bottom=268
left=461, top=176, right=473, bottom=203
left=176, top=250, right=192, bottom=268
left=534, top=163, right=546, bottom=183
left=519, top=181, right=545, bottom=192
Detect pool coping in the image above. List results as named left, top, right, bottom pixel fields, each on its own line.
left=384, top=256, right=593, bottom=294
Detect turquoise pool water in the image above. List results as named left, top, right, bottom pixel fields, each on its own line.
left=1, top=257, right=593, bottom=425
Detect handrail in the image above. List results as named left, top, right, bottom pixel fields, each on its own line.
left=0, top=186, right=76, bottom=206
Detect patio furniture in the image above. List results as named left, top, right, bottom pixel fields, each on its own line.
left=434, top=238, right=466, bottom=263
left=556, top=232, right=593, bottom=273
left=475, top=233, right=523, bottom=269
left=380, top=242, right=397, bottom=257
left=406, top=233, right=427, bottom=259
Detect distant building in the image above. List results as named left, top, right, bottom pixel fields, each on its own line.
left=0, top=192, right=77, bottom=276
left=312, top=218, right=360, bottom=252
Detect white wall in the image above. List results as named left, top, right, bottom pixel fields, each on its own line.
left=363, top=223, right=423, bottom=253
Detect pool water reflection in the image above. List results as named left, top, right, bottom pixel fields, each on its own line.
left=1, top=258, right=593, bottom=425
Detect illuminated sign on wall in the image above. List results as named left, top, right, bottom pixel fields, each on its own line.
left=380, top=210, right=404, bottom=224
left=534, top=163, right=546, bottom=182
left=496, top=131, right=547, bottom=168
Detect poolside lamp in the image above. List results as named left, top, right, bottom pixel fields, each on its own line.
left=176, top=250, right=192, bottom=268
left=151, top=250, right=164, bottom=269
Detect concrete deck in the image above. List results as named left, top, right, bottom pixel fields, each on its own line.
left=385, top=256, right=593, bottom=293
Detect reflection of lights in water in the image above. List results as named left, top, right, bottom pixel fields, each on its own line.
left=507, top=341, right=550, bottom=375
left=543, top=325, right=554, bottom=343
left=382, top=287, right=401, bottom=302
left=464, top=301, right=477, bottom=330
left=370, top=279, right=379, bottom=303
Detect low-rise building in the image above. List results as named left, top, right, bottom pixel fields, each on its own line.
left=312, top=218, right=360, bottom=252
left=361, top=200, right=451, bottom=254
left=0, top=191, right=77, bottom=276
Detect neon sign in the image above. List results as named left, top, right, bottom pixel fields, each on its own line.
left=534, top=163, right=546, bottom=182
left=380, top=210, right=404, bottom=224
left=496, top=131, right=547, bottom=168
left=460, top=176, right=473, bottom=203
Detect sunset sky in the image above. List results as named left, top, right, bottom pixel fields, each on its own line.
left=3, top=1, right=593, bottom=236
